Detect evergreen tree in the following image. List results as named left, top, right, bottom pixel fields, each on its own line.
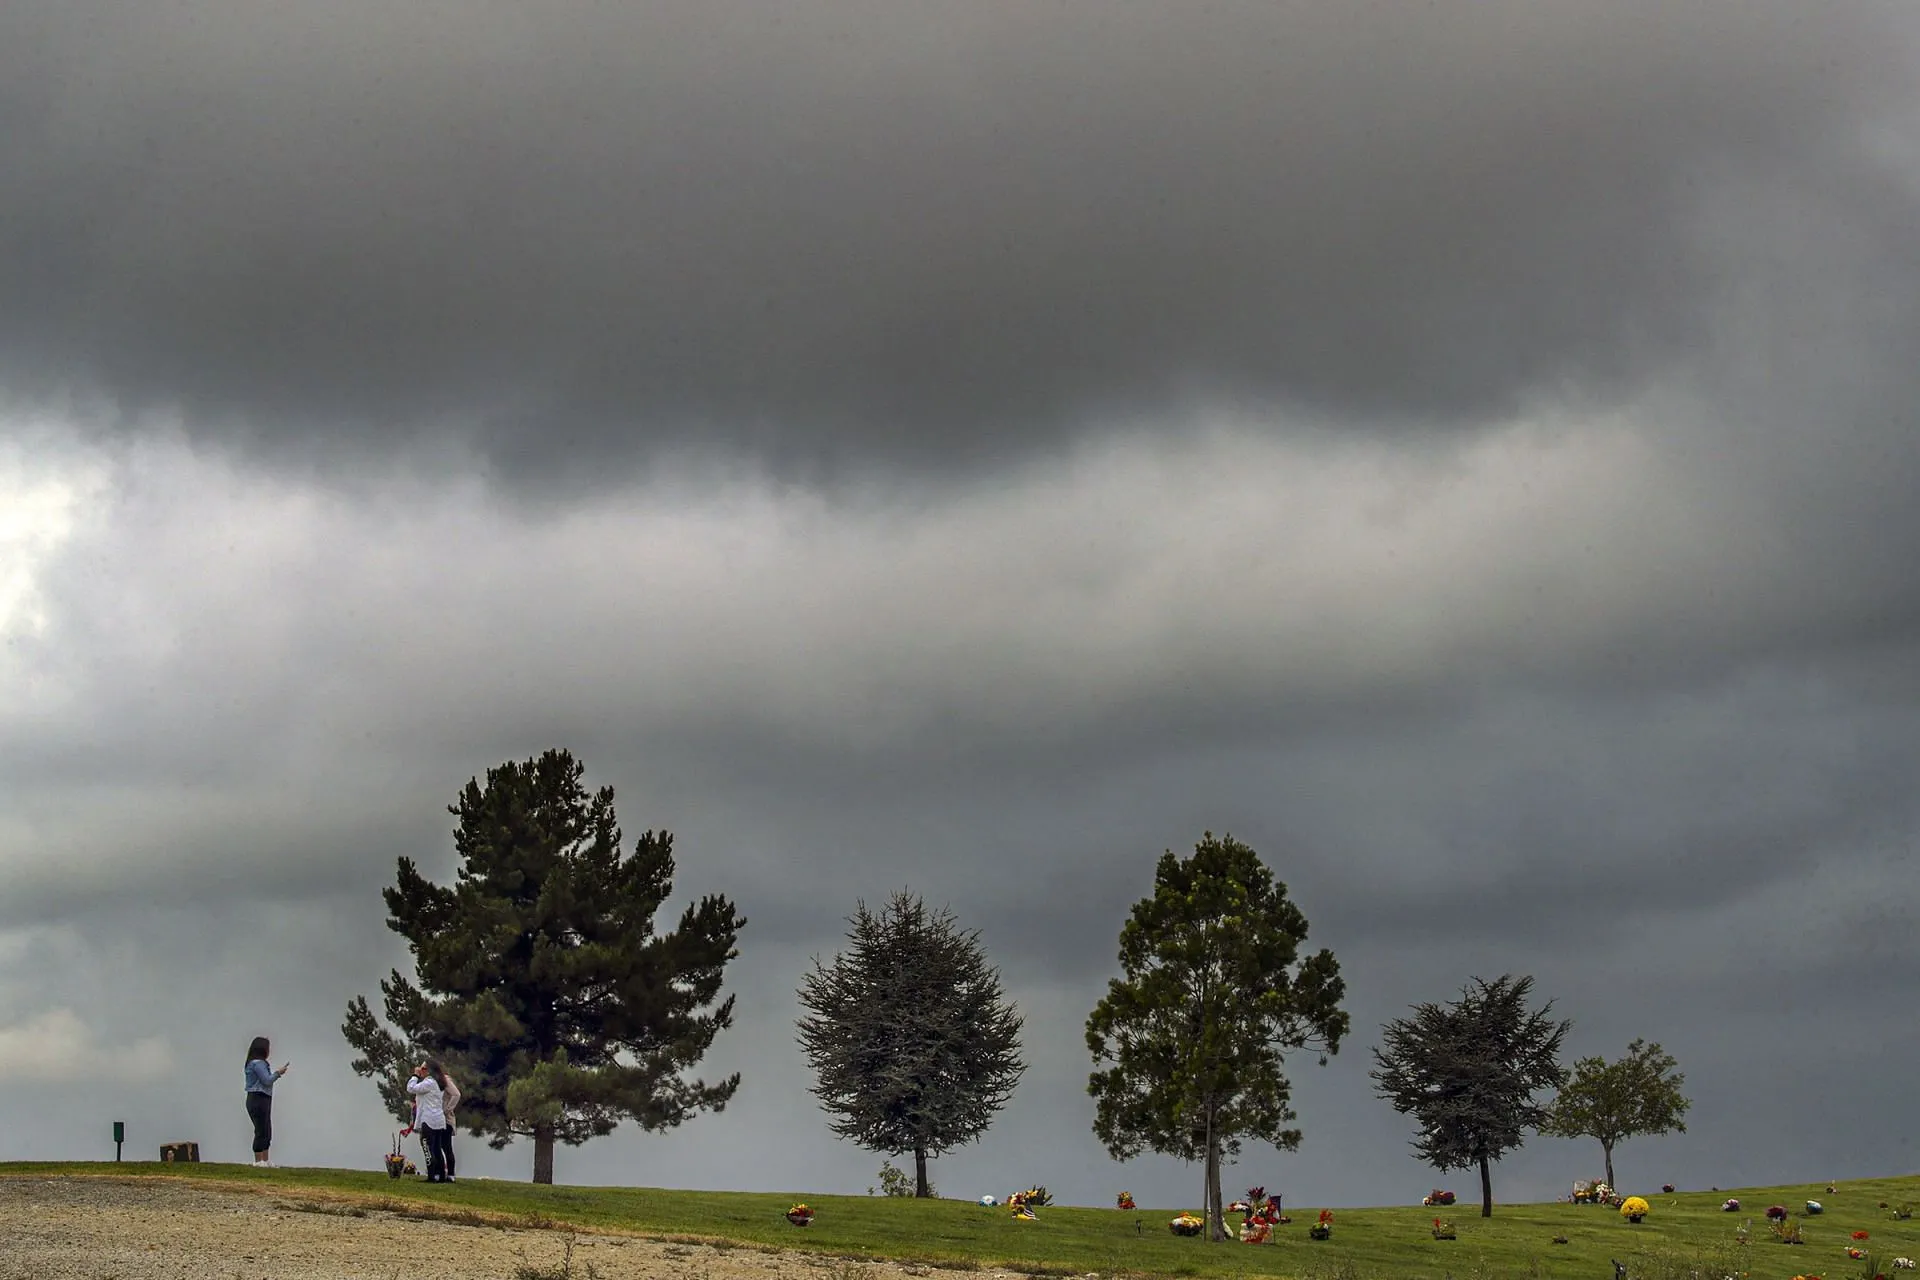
left=1371, top=974, right=1570, bottom=1218
left=341, top=749, right=745, bottom=1183
left=796, top=891, right=1026, bottom=1197
left=1541, top=1038, right=1690, bottom=1189
left=1085, top=833, right=1348, bottom=1242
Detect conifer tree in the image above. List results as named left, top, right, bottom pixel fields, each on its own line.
left=796, top=891, right=1026, bottom=1197
left=1085, top=833, right=1348, bottom=1242
left=1372, top=974, right=1570, bottom=1218
left=342, top=749, right=744, bottom=1183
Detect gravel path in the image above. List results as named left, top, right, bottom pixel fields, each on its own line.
left=0, top=1176, right=961, bottom=1280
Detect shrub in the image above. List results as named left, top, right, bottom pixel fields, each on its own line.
left=876, top=1161, right=917, bottom=1198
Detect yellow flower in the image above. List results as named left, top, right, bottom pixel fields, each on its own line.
left=1620, top=1196, right=1651, bottom=1219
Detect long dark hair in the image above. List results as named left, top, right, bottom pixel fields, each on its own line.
left=425, top=1059, right=447, bottom=1090
left=247, top=1036, right=270, bottom=1064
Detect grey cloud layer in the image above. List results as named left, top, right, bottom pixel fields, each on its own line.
left=4, top=0, right=1920, bottom=1209
left=4, top=1, right=1916, bottom=483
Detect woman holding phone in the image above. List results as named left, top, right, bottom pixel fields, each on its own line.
left=243, top=1036, right=289, bottom=1167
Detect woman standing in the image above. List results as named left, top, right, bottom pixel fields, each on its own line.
left=440, top=1069, right=461, bottom=1182
left=406, top=1060, right=453, bottom=1183
left=243, top=1037, right=289, bottom=1167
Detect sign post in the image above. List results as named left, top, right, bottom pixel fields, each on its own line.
left=113, top=1121, right=124, bottom=1162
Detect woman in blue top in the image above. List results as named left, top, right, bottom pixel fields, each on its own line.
left=244, top=1036, right=290, bottom=1167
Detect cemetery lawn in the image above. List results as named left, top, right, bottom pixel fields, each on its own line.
left=4, top=1162, right=1917, bottom=1280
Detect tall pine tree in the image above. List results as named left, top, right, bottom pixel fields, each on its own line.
left=1086, top=833, right=1347, bottom=1242
left=341, top=749, right=745, bottom=1183
left=796, top=891, right=1026, bottom=1197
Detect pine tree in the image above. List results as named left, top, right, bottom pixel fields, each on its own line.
left=796, top=891, right=1026, bottom=1197
left=341, top=749, right=745, bottom=1183
left=1085, top=833, right=1348, bottom=1242
left=1371, top=974, right=1570, bottom=1218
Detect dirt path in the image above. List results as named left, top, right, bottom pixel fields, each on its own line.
left=0, top=1176, right=991, bottom=1280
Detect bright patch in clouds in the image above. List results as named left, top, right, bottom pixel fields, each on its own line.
left=0, top=1008, right=173, bottom=1084
left=0, top=440, right=103, bottom=638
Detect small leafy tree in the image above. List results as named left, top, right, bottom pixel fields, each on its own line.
left=1371, top=974, right=1569, bottom=1218
left=1086, top=832, right=1348, bottom=1242
left=341, top=749, right=745, bottom=1183
left=796, top=891, right=1025, bottom=1197
left=1542, top=1038, right=1690, bottom=1188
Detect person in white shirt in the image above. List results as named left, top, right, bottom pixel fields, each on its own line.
left=406, top=1061, right=453, bottom=1183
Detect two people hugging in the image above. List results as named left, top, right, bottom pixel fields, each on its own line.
left=405, top=1059, right=461, bottom=1183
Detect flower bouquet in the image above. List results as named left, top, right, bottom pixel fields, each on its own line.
left=1621, top=1196, right=1651, bottom=1223
left=1662, top=1184, right=1676, bottom=1194
left=1170, top=1212, right=1205, bottom=1237
left=1309, top=1210, right=1333, bottom=1241
left=1807, top=1200, right=1825, bottom=1215
left=1724, top=1199, right=1742, bottom=1212
left=1116, top=1192, right=1136, bottom=1211
left=1768, top=1206, right=1792, bottom=1222
left=1424, top=1189, right=1456, bottom=1207
left=1431, top=1217, right=1457, bottom=1240
left=786, top=1204, right=815, bottom=1227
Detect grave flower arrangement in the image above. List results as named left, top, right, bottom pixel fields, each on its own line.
left=1424, top=1189, right=1456, bottom=1207
left=1309, top=1210, right=1333, bottom=1241
left=1768, top=1206, right=1792, bottom=1222
left=786, top=1204, right=814, bottom=1226
left=1116, top=1192, right=1136, bottom=1211
left=1621, top=1196, right=1651, bottom=1223
left=1724, top=1199, right=1742, bottom=1212
left=1432, top=1217, right=1457, bottom=1240
left=1170, top=1212, right=1205, bottom=1237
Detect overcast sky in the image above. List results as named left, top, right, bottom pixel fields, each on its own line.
left=3, top=1, right=1918, bottom=1210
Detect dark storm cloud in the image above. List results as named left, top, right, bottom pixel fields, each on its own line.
left=3, top=1, right=1915, bottom=484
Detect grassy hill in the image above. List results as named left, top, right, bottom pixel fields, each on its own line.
left=4, top=1161, right=1915, bottom=1280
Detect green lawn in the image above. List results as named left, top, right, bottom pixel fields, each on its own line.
left=4, top=1161, right=1916, bottom=1280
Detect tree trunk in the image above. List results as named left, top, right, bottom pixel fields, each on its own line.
left=914, top=1146, right=930, bottom=1198
left=533, top=1123, right=555, bottom=1185
left=1602, top=1142, right=1615, bottom=1190
left=1204, top=1108, right=1226, bottom=1242
left=1478, top=1153, right=1492, bottom=1218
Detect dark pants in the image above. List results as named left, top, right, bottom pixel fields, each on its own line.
left=245, top=1092, right=272, bottom=1154
left=423, top=1125, right=453, bottom=1182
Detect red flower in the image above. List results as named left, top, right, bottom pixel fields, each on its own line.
left=1856, top=1232, right=1872, bottom=1240
left=1433, top=1218, right=1442, bottom=1228
left=1318, top=1210, right=1333, bottom=1225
